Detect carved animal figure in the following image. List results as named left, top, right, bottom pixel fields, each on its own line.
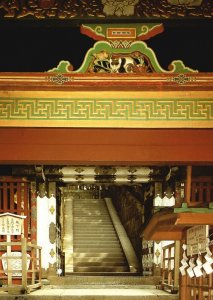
left=109, top=56, right=145, bottom=73
left=92, top=51, right=111, bottom=73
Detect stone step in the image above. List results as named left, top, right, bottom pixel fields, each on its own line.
left=74, top=240, right=121, bottom=246
left=75, top=197, right=104, bottom=203
left=74, top=239, right=120, bottom=243
left=74, top=248, right=123, bottom=252
left=73, top=203, right=106, bottom=207
left=74, top=222, right=114, bottom=225
left=74, top=205, right=107, bottom=207
left=49, top=275, right=162, bottom=286
left=74, top=205, right=106, bottom=207
left=74, top=214, right=110, bottom=217
left=74, top=218, right=112, bottom=221
left=74, top=237, right=117, bottom=241
left=75, top=210, right=109, bottom=212
left=73, top=253, right=125, bottom=258
left=73, top=229, right=117, bottom=234
left=75, top=213, right=112, bottom=216
left=50, top=284, right=157, bottom=289
left=74, top=217, right=111, bottom=219
left=74, top=212, right=110, bottom=215
left=74, top=246, right=123, bottom=251
left=74, top=233, right=118, bottom=237
left=74, top=257, right=126, bottom=263
left=74, top=225, right=115, bottom=229
left=74, top=221, right=112, bottom=223
left=73, top=233, right=117, bottom=237
left=74, top=237, right=117, bottom=244
left=73, top=266, right=130, bottom=272
left=74, top=224, right=113, bottom=227
left=74, top=205, right=105, bottom=207
left=74, top=200, right=104, bottom=202
left=74, top=261, right=127, bottom=267
left=73, top=232, right=116, bottom=236
left=74, top=209, right=109, bottom=212
left=74, top=238, right=118, bottom=242
left=74, top=241, right=122, bottom=246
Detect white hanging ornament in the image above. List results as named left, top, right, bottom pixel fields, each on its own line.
left=153, top=194, right=162, bottom=206
left=193, top=257, right=203, bottom=277
left=187, top=266, right=195, bottom=278
left=203, top=248, right=213, bottom=275
left=162, top=192, right=175, bottom=207
left=179, top=244, right=189, bottom=276
left=202, top=261, right=213, bottom=275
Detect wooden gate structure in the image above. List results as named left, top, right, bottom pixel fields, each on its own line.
left=0, top=21, right=213, bottom=299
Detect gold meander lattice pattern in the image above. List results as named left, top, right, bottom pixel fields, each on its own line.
left=0, top=98, right=212, bottom=121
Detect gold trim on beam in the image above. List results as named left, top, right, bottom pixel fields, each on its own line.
left=0, top=74, right=212, bottom=129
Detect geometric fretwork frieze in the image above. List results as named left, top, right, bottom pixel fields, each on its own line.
left=0, top=98, right=212, bottom=119
left=0, top=97, right=213, bottom=128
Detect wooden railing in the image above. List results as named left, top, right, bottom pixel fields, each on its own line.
left=185, top=167, right=213, bottom=208
left=0, top=238, right=42, bottom=294
left=190, top=177, right=213, bottom=207
left=161, top=242, right=180, bottom=294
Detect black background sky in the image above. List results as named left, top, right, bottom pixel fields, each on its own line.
left=0, top=21, right=212, bottom=72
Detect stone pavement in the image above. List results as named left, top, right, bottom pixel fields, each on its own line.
left=0, top=285, right=179, bottom=300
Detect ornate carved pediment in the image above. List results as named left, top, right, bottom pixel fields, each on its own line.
left=49, top=24, right=196, bottom=75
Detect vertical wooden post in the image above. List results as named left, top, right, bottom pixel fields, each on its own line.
left=174, top=241, right=180, bottom=289
left=186, top=166, right=192, bottom=205
left=168, top=247, right=172, bottom=286
left=21, top=237, right=27, bottom=290
left=30, top=182, right=37, bottom=244
left=38, top=248, right=42, bottom=283
left=31, top=247, right=35, bottom=285
left=180, top=234, right=191, bottom=300
left=23, top=182, right=28, bottom=236
left=7, top=235, right=12, bottom=286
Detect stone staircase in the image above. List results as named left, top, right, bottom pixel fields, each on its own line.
left=73, top=198, right=129, bottom=274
